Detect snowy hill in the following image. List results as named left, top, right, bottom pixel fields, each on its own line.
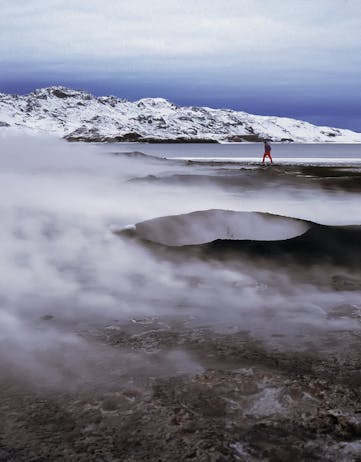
left=1, top=86, right=361, bottom=143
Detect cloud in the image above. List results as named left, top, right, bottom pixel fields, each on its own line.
left=1, top=0, right=360, bottom=78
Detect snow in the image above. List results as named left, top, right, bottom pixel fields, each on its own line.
left=1, top=86, right=361, bottom=143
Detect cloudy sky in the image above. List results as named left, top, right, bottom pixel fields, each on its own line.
left=1, top=0, right=360, bottom=129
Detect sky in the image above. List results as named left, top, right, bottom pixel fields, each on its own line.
left=1, top=0, right=361, bottom=130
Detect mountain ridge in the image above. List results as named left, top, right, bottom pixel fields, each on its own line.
left=1, top=86, right=361, bottom=143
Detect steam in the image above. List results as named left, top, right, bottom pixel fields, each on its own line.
left=133, top=210, right=311, bottom=246
left=0, top=133, right=360, bottom=388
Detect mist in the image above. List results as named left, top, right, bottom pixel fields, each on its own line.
left=0, top=133, right=360, bottom=390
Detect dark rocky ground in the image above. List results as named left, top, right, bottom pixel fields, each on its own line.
left=131, top=163, right=361, bottom=194
left=1, top=160, right=360, bottom=461
left=1, top=316, right=361, bottom=462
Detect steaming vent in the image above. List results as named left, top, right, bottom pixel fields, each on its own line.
left=126, top=210, right=311, bottom=246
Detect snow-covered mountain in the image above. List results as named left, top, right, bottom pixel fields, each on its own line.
left=1, top=86, right=361, bottom=143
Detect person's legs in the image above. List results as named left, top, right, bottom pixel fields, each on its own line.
left=262, top=152, right=273, bottom=164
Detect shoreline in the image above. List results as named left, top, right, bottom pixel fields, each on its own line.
left=172, top=156, right=361, bottom=166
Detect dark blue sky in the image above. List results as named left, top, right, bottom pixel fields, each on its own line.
left=1, top=0, right=360, bottom=131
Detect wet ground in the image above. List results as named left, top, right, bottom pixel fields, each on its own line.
left=1, top=315, right=361, bottom=462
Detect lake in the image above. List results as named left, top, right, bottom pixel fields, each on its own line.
left=96, top=142, right=361, bottom=162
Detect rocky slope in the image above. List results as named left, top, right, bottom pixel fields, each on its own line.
left=1, top=86, right=361, bottom=143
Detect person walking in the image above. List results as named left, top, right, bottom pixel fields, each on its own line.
left=262, top=140, right=273, bottom=164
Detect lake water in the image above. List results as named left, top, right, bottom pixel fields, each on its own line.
left=97, top=142, right=361, bottom=163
